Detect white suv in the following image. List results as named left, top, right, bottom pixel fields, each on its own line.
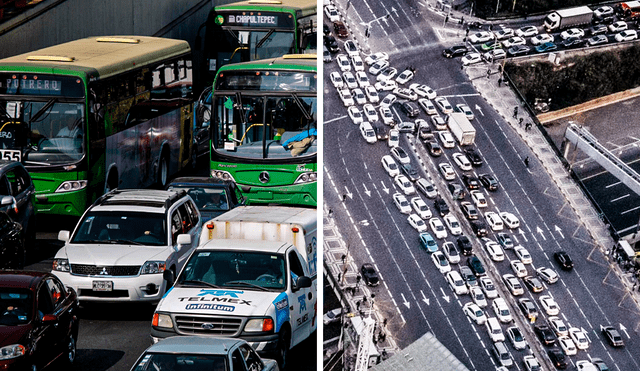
left=52, top=189, right=202, bottom=303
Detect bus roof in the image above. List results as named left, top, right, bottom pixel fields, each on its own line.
left=216, top=0, right=316, bottom=18
left=0, top=36, right=191, bottom=80
left=216, top=54, right=317, bottom=72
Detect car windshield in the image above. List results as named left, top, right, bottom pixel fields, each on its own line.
left=178, top=250, right=286, bottom=290
left=168, top=185, right=230, bottom=212
left=132, top=353, right=226, bottom=370
left=0, top=289, right=33, bottom=325
left=72, top=211, right=167, bottom=246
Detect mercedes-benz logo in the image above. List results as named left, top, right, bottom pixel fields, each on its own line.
left=99, top=267, right=108, bottom=275
left=259, top=171, right=270, bottom=183
left=201, top=323, right=215, bottom=330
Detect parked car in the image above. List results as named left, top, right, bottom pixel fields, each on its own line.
left=0, top=271, right=79, bottom=370
left=166, top=177, right=244, bottom=221
left=129, top=336, right=279, bottom=371
left=52, top=189, right=202, bottom=303
left=361, top=263, right=379, bottom=286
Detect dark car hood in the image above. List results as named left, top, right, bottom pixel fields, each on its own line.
left=0, top=323, right=31, bottom=347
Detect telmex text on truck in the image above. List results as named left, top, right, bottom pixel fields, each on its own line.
left=151, top=206, right=317, bottom=369
left=543, top=6, right=594, bottom=32
left=447, top=112, right=476, bottom=146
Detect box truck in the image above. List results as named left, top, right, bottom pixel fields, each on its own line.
left=544, top=6, right=594, bottom=32
left=447, top=112, right=476, bottom=146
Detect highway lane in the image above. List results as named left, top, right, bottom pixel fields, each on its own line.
left=324, top=0, right=640, bottom=369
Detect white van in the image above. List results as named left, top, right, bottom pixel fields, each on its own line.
left=486, top=317, right=505, bottom=342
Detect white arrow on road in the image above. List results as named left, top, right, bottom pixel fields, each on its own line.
left=620, top=324, right=630, bottom=338
left=555, top=225, right=564, bottom=239
left=363, top=183, right=371, bottom=197
left=536, top=226, right=546, bottom=241
left=474, top=104, right=484, bottom=117
left=391, top=6, right=398, bottom=17
left=440, top=287, right=450, bottom=303
left=518, top=229, right=528, bottom=243
left=401, top=293, right=411, bottom=309
left=381, top=181, right=389, bottom=194
left=359, top=220, right=370, bottom=226
left=344, top=186, right=353, bottom=200
left=420, top=290, right=430, bottom=306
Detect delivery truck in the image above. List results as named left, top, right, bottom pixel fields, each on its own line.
left=543, top=6, right=594, bottom=32
left=152, top=206, right=317, bottom=369
left=447, top=112, right=476, bottom=146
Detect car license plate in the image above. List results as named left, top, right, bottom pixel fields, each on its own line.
left=92, top=281, right=113, bottom=291
left=0, top=149, right=20, bottom=162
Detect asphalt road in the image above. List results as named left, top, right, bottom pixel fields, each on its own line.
left=324, top=0, right=640, bottom=370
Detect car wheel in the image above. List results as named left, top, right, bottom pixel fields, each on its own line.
left=275, top=328, right=290, bottom=370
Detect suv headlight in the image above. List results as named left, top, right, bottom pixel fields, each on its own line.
left=294, top=172, right=317, bottom=184
left=141, top=261, right=166, bottom=275
left=245, top=318, right=274, bottom=333
left=0, top=344, right=25, bottom=360
left=152, top=313, right=173, bottom=329
left=55, top=180, right=88, bottom=193
left=53, top=258, right=70, bottom=272
left=211, top=170, right=234, bottom=181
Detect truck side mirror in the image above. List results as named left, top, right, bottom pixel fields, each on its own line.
left=58, top=230, right=70, bottom=242
left=176, top=234, right=191, bottom=252
left=294, top=276, right=312, bottom=291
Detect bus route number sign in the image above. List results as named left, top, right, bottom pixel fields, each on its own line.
left=0, top=149, right=20, bottom=162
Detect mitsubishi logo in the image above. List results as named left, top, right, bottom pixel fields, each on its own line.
left=201, top=323, right=215, bottom=330
left=259, top=171, right=270, bottom=183
left=99, top=267, right=108, bottom=275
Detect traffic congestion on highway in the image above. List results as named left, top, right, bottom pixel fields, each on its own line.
left=323, top=0, right=640, bottom=370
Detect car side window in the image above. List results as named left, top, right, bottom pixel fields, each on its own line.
left=46, top=278, right=66, bottom=308
left=0, top=176, right=10, bottom=196
left=185, top=200, right=199, bottom=227
left=239, top=344, right=264, bottom=371
left=177, top=203, right=194, bottom=232
left=37, top=283, right=54, bottom=316
left=231, top=349, right=248, bottom=371
left=288, top=250, right=305, bottom=286
left=170, top=208, right=183, bottom=245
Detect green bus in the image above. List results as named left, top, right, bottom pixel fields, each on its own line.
left=208, top=54, right=317, bottom=207
left=0, top=36, right=195, bottom=217
left=197, top=0, right=317, bottom=91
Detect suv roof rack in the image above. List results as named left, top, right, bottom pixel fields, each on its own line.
left=91, top=189, right=187, bottom=209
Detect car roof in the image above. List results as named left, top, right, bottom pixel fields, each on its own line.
left=145, top=335, right=244, bottom=355
left=91, top=189, right=188, bottom=213
left=0, top=270, right=48, bottom=290
left=168, top=177, right=236, bottom=189
left=199, top=239, right=290, bottom=254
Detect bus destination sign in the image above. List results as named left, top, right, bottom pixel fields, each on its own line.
left=217, top=11, right=294, bottom=28
left=0, top=74, right=84, bottom=97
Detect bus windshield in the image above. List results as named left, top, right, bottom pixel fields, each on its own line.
left=0, top=98, right=85, bottom=166
left=217, top=27, right=295, bottom=64
left=212, top=93, right=316, bottom=159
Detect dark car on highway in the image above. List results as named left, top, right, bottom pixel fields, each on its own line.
left=479, top=173, right=499, bottom=191
left=425, top=139, right=443, bottom=157
left=401, top=163, right=420, bottom=182
left=401, top=102, right=420, bottom=117
left=361, top=263, right=379, bottom=286
left=602, top=326, right=624, bottom=347
left=554, top=251, right=574, bottom=270
left=462, top=174, right=480, bottom=190
left=467, top=255, right=486, bottom=276
left=470, top=220, right=488, bottom=237
left=457, top=235, right=473, bottom=255
left=562, top=36, right=587, bottom=48
left=548, top=348, right=568, bottom=369
left=373, top=122, right=389, bottom=141
left=442, top=45, right=468, bottom=58
left=535, top=324, right=556, bottom=346
left=166, top=177, right=245, bottom=221
left=0, top=271, right=79, bottom=370
left=464, top=148, right=483, bottom=167
left=333, top=21, right=348, bottom=37
left=434, top=197, right=449, bottom=216
left=535, top=41, right=557, bottom=53
left=324, top=35, right=339, bottom=53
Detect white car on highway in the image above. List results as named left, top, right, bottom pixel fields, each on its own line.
left=375, top=79, right=398, bottom=91
left=394, top=175, right=416, bottom=195
left=347, top=106, right=363, bottom=125
left=381, top=155, right=399, bottom=177
left=530, top=33, right=554, bottom=45
left=463, top=302, right=487, bottom=325
left=438, top=131, right=456, bottom=148
left=514, top=246, right=532, bottom=264
left=376, top=67, right=398, bottom=82
left=485, top=211, right=504, bottom=231
left=569, top=327, right=589, bottom=350
left=408, top=213, right=427, bottom=232
left=380, top=93, right=397, bottom=108
left=409, top=83, right=437, bottom=99
left=356, top=70, right=370, bottom=88
left=395, top=69, right=415, bottom=84
left=461, top=53, right=483, bottom=66
left=434, top=97, right=453, bottom=114
left=443, top=241, right=460, bottom=263
left=615, top=29, right=637, bottom=42
left=352, top=88, right=367, bottom=105
left=352, top=55, right=365, bottom=71
left=369, top=59, right=389, bottom=75
left=380, top=106, right=395, bottom=125
left=539, top=295, right=560, bottom=316
left=444, top=214, right=462, bottom=235
left=388, top=129, right=399, bottom=147
left=452, top=152, right=472, bottom=171
left=324, top=4, right=340, bottom=22
left=393, top=192, right=412, bottom=214
left=391, top=146, right=410, bottom=164
left=469, top=31, right=493, bottom=43
left=499, top=211, right=520, bottom=229
left=549, top=316, right=569, bottom=336
left=343, top=71, right=358, bottom=89
left=447, top=270, right=468, bottom=295
left=470, top=286, right=487, bottom=307
left=429, top=217, right=448, bottom=239
left=359, top=121, right=376, bottom=144
left=365, top=85, right=379, bottom=103
left=536, top=267, right=559, bottom=284
left=560, top=28, right=584, bottom=40
left=484, top=240, right=505, bottom=261
left=418, top=98, right=437, bottom=115
left=363, top=104, right=378, bottom=122
left=438, top=162, right=456, bottom=181
left=411, top=196, right=432, bottom=219
left=364, top=52, right=389, bottom=65
left=330, top=71, right=344, bottom=89
left=470, top=191, right=488, bottom=208
left=510, top=260, right=528, bottom=277
left=492, top=297, right=513, bottom=323
left=336, top=54, right=351, bottom=71
left=432, top=251, right=451, bottom=273
left=338, top=88, right=355, bottom=107
left=480, top=276, right=499, bottom=299
left=558, top=336, right=577, bottom=356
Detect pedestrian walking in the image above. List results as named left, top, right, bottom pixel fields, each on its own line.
left=519, top=117, right=523, bottom=126
left=525, top=122, right=532, bottom=131
left=328, top=208, right=333, bottom=217
left=356, top=300, right=361, bottom=310
left=524, top=156, right=529, bottom=167
left=513, top=106, right=518, bottom=119
left=486, top=68, right=491, bottom=79
left=342, top=194, right=347, bottom=202
left=498, top=78, right=502, bottom=86
left=341, top=254, right=346, bottom=263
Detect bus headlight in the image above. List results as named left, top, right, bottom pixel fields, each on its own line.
left=211, top=170, right=234, bottom=181
left=55, top=180, right=87, bottom=193
left=141, top=261, right=166, bottom=274
left=294, top=172, right=317, bottom=184
left=52, top=258, right=70, bottom=272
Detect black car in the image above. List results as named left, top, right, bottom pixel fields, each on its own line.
left=401, top=164, right=420, bottom=182
left=592, top=358, right=609, bottom=371
left=0, top=271, right=79, bottom=370
left=461, top=202, right=478, bottom=220
left=602, top=326, right=624, bottom=347
left=463, top=148, right=483, bottom=167
left=496, top=232, right=514, bottom=249
left=470, top=220, right=488, bottom=237
left=459, top=265, right=477, bottom=287
left=0, top=211, right=25, bottom=269
left=323, top=23, right=330, bottom=36
left=562, top=36, right=586, bottom=48
left=401, top=101, right=420, bottom=117
left=547, top=348, right=568, bottom=369
left=461, top=174, right=480, bottom=190
left=361, top=263, right=379, bottom=286
left=373, top=123, right=389, bottom=140
left=518, top=298, right=539, bottom=322
left=448, top=182, right=465, bottom=200
left=442, top=45, right=468, bottom=58
left=0, top=160, right=36, bottom=268
left=425, top=139, right=443, bottom=157
left=523, top=276, right=544, bottom=293
left=324, top=35, right=339, bottom=53
left=534, top=324, right=557, bottom=346
left=333, top=21, right=348, bottom=37
left=554, top=251, right=574, bottom=270
left=467, top=255, right=486, bottom=276
left=166, top=177, right=245, bottom=221
left=457, top=235, right=473, bottom=255
left=434, top=197, right=449, bottom=216
left=478, top=173, right=499, bottom=191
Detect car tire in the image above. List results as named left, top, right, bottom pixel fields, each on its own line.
left=275, top=328, right=290, bottom=370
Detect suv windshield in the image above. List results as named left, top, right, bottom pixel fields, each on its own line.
left=72, top=211, right=166, bottom=246
left=179, top=250, right=286, bottom=290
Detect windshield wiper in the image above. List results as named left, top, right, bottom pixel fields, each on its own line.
left=104, top=239, right=144, bottom=246
left=255, top=29, right=275, bottom=50
left=223, top=280, right=269, bottom=291
left=29, top=98, right=57, bottom=123
left=291, top=93, right=312, bottom=121
left=181, top=280, right=220, bottom=289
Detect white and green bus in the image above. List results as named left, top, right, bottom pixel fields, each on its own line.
left=0, top=36, right=195, bottom=217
